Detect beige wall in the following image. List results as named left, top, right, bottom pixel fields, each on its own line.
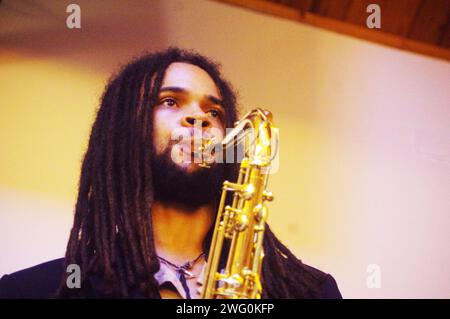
left=1, top=0, right=449, bottom=298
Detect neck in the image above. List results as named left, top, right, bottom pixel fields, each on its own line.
left=152, top=200, right=214, bottom=265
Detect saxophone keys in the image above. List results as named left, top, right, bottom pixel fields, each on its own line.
left=262, top=191, right=274, bottom=202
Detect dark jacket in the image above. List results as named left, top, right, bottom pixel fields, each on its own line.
left=0, top=258, right=342, bottom=299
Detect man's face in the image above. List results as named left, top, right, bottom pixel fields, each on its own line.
left=153, top=62, right=226, bottom=172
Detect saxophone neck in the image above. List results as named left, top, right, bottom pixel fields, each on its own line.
left=222, top=108, right=273, bottom=148
left=198, top=108, right=277, bottom=168
left=226, top=108, right=276, bottom=167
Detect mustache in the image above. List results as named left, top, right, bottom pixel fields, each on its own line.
left=169, top=126, right=219, bottom=147
left=168, top=133, right=219, bottom=164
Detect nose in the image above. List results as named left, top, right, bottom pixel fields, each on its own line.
left=182, top=112, right=211, bottom=129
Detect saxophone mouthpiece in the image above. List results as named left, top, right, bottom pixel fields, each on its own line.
left=196, top=136, right=217, bottom=168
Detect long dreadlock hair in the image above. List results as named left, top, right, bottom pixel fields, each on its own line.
left=56, top=47, right=328, bottom=299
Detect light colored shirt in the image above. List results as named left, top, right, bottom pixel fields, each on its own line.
left=154, top=261, right=207, bottom=299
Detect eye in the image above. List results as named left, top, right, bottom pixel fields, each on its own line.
left=208, top=109, right=220, bottom=118
left=161, top=98, right=177, bottom=107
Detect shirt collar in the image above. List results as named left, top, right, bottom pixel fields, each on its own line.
left=154, top=261, right=207, bottom=299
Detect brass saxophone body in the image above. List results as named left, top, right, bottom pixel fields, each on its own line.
left=199, top=108, right=277, bottom=299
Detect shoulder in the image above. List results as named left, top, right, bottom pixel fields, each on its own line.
left=271, top=251, right=343, bottom=299
left=263, top=226, right=342, bottom=299
left=320, top=273, right=342, bottom=298
left=293, top=261, right=343, bottom=299
left=0, top=258, right=65, bottom=299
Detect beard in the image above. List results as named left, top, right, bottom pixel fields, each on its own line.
left=151, top=146, right=225, bottom=211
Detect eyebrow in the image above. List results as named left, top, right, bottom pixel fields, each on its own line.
left=159, top=86, right=224, bottom=107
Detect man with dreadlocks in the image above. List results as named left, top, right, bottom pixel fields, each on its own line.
left=0, top=48, right=342, bottom=299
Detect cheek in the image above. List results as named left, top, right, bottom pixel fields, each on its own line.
left=153, top=109, right=176, bottom=154
left=210, top=120, right=225, bottom=140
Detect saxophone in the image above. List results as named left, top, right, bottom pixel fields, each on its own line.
left=198, top=108, right=278, bottom=299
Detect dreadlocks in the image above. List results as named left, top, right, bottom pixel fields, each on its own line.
left=56, top=47, right=329, bottom=299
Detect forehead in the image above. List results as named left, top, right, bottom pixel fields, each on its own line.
left=160, top=62, right=221, bottom=98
